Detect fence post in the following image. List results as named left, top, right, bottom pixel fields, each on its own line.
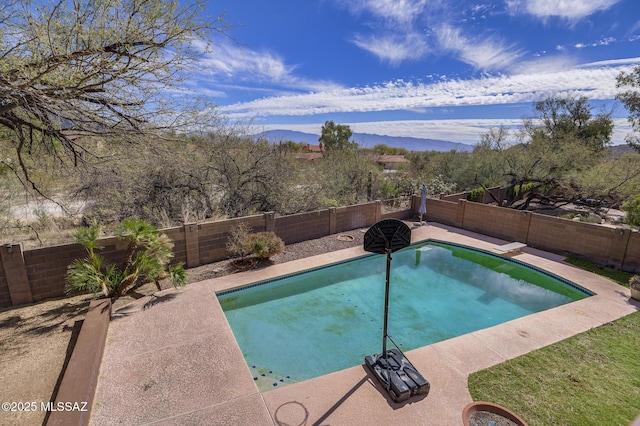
left=410, top=195, right=418, bottom=217
left=329, top=208, right=337, bottom=234
left=264, top=212, right=275, bottom=232
left=609, top=228, right=631, bottom=269
left=1, top=243, right=33, bottom=306
left=375, top=200, right=382, bottom=223
left=457, top=199, right=467, bottom=229
left=184, top=223, right=200, bottom=268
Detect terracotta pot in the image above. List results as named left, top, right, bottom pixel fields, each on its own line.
left=462, top=401, right=527, bottom=426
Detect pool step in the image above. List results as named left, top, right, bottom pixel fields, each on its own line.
left=249, top=364, right=302, bottom=392
left=477, top=292, right=498, bottom=304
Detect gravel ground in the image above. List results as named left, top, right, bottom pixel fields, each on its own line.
left=185, top=228, right=367, bottom=284
left=0, top=228, right=369, bottom=426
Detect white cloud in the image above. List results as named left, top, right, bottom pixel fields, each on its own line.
left=195, top=40, right=343, bottom=93
left=509, top=55, right=578, bottom=74
left=220, top=62, right=638, bottom=119
left=507, top=0, right=621, bottom=21
left=352, top=32, right=429, bottom=65
left=435, top=25, right=524, bottom=71
left=579, top=57, right=640, bottom=67
left=337, top=0, right=429, bottom=24
left=260, top=118, right=631, bottom=145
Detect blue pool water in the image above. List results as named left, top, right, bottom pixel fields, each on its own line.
left=217, top=241, right=591, bottom=391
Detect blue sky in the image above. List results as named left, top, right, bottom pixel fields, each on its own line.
left=187, top=0, right=640, bottom=146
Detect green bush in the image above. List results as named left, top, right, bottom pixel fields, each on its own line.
left=248, top=231, right=285, bottom=259
left=466, top=187, right=485, bottom=202
left=622, top=196, right=640, bottom=227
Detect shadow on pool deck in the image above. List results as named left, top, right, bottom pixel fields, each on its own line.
left=88, top=222, right=640, bottom=425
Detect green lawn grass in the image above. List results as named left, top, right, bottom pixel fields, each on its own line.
left=564, top=257, right=635, bottom=287
left=468, top=311, right=640, bottom=426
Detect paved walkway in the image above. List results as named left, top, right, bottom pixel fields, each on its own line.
left=90, top=223, right=639, bottom=425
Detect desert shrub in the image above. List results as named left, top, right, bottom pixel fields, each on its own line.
left=226, top=224, right=285, bottom=260
left=248, top=231, right=285, bottom=259
left=226, top=223, right=254, bottom=259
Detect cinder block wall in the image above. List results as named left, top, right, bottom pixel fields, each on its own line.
left=425, top=198, right=462, bottom=227
left=196, top=215, right=266, bottom=264
left=275, top=210, right=331, bottom=244
left=417, top=195, right=639, bottom=273
left=463, top=202, right=531, bottom=243
left=0, top=203, right=385, bottom=308
left=0, top=249, right=11, bottom=307
left=335, top=201, right=378, bottom=232
left=625, top=232, right=640, bottom=271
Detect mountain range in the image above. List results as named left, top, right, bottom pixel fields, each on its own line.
left=258, top=130, right=473, bottom=152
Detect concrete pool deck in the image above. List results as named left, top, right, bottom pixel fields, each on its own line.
left=89, top=222, right=640, bottom=425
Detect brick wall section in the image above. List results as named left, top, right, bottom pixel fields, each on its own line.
left=24, top=237, right=126, bottom=303
left=275, top=210, right=331, bottom=244
left=380, top=208, right=414, bottom=220
left=1, top=244, right=33, bottom=306
left=3, top=199, right=638, bottom=308
left=163, top=227, right=187, bottom=265
left=424, top=198, right=461, bottom=227
left=463, top=202, right=530, bottom=243
left=335, top=201, right=378, bottom=233
left=417, top=198, right=639, bottom=272
left=527, top=216, right=618, bottom=264
left=623, top=231, right=640, bottom=271
left=439, top=192, right=467, bottom=202
left=197, top=215, right=265, bottom=264
left=0, top=248, right=11, bottom=308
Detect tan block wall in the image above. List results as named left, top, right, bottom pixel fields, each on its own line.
left=417, top=198, right=639, bottom=272
left=425, top=199, right=461, bottom=227
left=197, top=215, right=265, bottom=264
left=623, top=232, right=640, bottom=271
left=335, top=202, right=378, bottom=233
left=380, top=208, right=414, bottom=221
left=0, top=251, right=10, bottom=307
left=463, top=202, right=530, bottom=243
left=439, top=192, right=467, bottom=202
left=527, top=215, right=617, bottom=264
left=164, top=227, right=187, bottom=265
left=275, top=210, right=331, bottom=244
left=3, top=197, right=637, bottom=308
left=24, top=237, right=125, bottom=303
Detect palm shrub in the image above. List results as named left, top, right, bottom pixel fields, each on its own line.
left=66, top=218, right=186, bottom=298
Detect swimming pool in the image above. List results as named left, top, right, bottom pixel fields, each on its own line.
left=217, top=241, right=591, bottom=391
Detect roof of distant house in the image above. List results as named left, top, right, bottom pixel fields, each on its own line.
left=292, top=152, right=324, bottom=161
left=302, top=143, right=324, bottom=153
left=371, top=154, right=410, bottom=163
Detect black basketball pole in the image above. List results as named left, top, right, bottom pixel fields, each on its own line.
left=382, top=246, right=391, bottom=356
left=382, top=246, right=392, bottom=388
left=377, top=227, right=394, bottom=389
left=364, top=219, right=430, bottom=402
